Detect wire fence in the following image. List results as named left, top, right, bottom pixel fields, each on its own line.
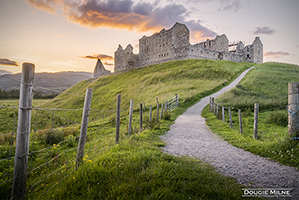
left=0, top=79, right=179, bottom=199
left=208, top=96, right=298, bottom=141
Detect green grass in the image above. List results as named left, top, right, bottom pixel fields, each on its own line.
left=215, top=62, right=299, bottom=110
left=202, top=62, right=299, bottom=169
left=1, top=59, right=257, bottom=199
left=37, top=124, right=248, bottom=200
left=42, top=59, right=252, bottom=112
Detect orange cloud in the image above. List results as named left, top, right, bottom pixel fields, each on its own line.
left=79, top=53, right=114, bottom=61
left=26, top=0, right=60, bottom=14
left=0, top=58, right=19, bottom=66
left=27, top=0, right=217, bottom=41
left=264, top=51, right=290, bottom=58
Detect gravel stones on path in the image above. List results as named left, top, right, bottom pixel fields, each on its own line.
left=161, top=67, right=299, bottom=199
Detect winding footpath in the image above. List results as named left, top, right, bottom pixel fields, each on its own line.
left=161, top=67, right=299, bottom=199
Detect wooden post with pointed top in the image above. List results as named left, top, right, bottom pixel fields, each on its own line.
left=140, top=103, right=143, bottom=132
left=222, top=106, right=225, bottom=122
left=238, top=109, right=243, bottom=134
left=160, top=102, right=164, bottom=120
left=115, top=94, right=121, bottom=143
left=128, top=99, right=133, bottom=136
left=156, top=97, right=159, bottom=123
left=12, top=63, right=35, bottom=199
left=288, top=82, right=299, bottom=137
left=149, top=105, right=152, bottom=127
left=76, top=88, right=93, bottom=169
left=229, top=107, right=233, bottom=128
left=253, top=103, right=259, bottom=139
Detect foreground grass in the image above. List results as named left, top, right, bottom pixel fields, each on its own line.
left=40, top=125, right=247, bottom=200
left=1, top=59, right=255, bottom=199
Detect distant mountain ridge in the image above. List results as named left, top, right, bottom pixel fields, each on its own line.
left=0, top=71, right=93, bottom=94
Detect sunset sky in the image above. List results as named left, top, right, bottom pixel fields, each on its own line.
left=0, top=0, right=298, bottom=74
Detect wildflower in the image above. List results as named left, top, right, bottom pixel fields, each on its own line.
left=86, top=155, right=88, bottom=158
left=281, top=155, right=283, bottom=157
left=52, top=195, right=54, bottom=197
left=87, top=160, right=92, bottom=163
left=83, top=158, right=86, bottom=161
left=73, top=177, right=75, bottom=180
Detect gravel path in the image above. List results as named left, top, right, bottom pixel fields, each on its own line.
left=161, top=67, right=299, bottom=199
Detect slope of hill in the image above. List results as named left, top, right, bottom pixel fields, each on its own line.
left=215, top=62, right=299, bottom=109
left=0, top=71, right=92, bottom=94
left=43, top=59, right=252, bottom=112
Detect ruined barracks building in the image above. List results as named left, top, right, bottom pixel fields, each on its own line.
left=94, top=22, right=263, bottom=78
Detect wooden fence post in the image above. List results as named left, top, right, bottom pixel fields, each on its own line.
left=115, top=94, right=121, bottom=143
left=253, top=103, right=259, bottom=139
left=229, top=107, right=233, bottom=128
left=76, top=88, right=93, bottom=169
left=128, top=99, right=133, bottom=136
left=209, top=97, right=212, bottom=112
left=165, top=101, right=168, bottom=113
left=238, top=109, right=243, bottom=134
left=222, top=106, right=225, bottom=122
left=12, top=63, right=35, bottom=199
left=160, top=102, right=164, bottom=120
left=140, top=103, right=143, bottom=132
left=156, top=97, right=159, bottom=123
left=214, top=103, right=216, bottom=115
left=216, top=104, right=219, bottom=118
left=288, top=82, right=299, bottom=137
left=149, top=105, right=152, bottom=127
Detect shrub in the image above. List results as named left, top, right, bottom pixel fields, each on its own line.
left=44, top=129, right=64, bottom=145
left=265, top=110, right=288, bottom=127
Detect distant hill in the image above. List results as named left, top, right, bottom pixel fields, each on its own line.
left=0, top=71, right=93, bottom=94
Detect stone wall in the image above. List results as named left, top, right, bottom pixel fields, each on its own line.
left=106, top=22, right=263, bottom=75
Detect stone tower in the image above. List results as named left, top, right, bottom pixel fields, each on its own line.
left=93, top=59, right=111, bottom=78
left=251, top=37, right=263, bottom=64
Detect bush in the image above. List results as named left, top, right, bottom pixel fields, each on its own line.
left=163, top=111, right=171, bottom=120
left=44, top=129, right=64, bottom=145
left=265, top=110, right=288, bottom=127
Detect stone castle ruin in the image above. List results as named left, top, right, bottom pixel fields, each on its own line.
left=94, top=22, right=263, bottom=78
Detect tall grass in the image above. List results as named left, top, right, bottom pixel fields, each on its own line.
left=215, top=62, right=299, bottom=110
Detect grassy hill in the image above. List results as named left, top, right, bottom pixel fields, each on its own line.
left=214, top=62, right=299, bottom=110
left=1, top=59, right=257, bottom=199
left=42, top=59, right=251, bottom=112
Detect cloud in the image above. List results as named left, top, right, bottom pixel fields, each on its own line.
left=253, top=27, right=276, bottom=35
left=79, top=53, right=114, bottom=61
left=219, top=0, right=242, bottom=12
left=103, top=62, right=113, bottom=66
left=0, top=58, right=19, bottom=66
left=26, top=0, right=59, bottom=14
left=26, top=0, right=217, bottom=41
left=264, top=51, right=290, bottom=58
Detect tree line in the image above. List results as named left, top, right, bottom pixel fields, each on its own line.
left=0, top=89, right=58, bottom=99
